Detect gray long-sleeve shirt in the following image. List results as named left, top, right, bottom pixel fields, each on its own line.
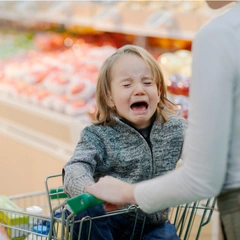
left=63, top=115, right=187, bottom=224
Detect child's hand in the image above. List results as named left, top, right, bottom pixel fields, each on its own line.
left=84, top=176, right=137, bottom=209
left=104, top=203, right=119, bottom=211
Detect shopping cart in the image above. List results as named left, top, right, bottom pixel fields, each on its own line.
left=0, top=173, right=217, bottom=240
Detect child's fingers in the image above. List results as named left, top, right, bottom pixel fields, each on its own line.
left=104, top=203, right=119, bottom=211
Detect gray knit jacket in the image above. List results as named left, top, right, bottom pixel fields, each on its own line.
left=63, top=114, right=187, bottom=224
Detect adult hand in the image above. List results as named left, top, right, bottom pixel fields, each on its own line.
left=84, top=176, right=137, bottom=211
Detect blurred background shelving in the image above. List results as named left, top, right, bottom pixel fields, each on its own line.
left=0, top=1, right=214, bottom=40
left=0, top=2, right=230, bottom=239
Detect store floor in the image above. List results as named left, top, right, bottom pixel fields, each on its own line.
left=0, top=133, right=223, bottom=240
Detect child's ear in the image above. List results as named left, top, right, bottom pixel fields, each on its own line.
left=107, top=95, right=115, bottom=108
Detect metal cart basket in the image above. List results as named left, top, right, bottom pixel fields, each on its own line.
left=0, top=174, right=217, bottom=240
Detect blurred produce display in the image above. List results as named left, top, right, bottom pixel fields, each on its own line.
left=0, top=32, right=129, bottom=117
left=158, top=49, right=192, bottom=119
left=0, top=27, right=192, bottom=119
left=0, top=0, right=217, bottom=120
left=0, top=31, right=34, bottom=60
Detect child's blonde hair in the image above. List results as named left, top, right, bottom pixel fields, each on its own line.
left=94, top=44, right=177, bottom=125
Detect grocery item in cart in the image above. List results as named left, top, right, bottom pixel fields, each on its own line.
left=26, top=206, right=43, bottom=225
left=0, top=196, right=29, bottom=239
left=27, top=225, right=48, bottom=240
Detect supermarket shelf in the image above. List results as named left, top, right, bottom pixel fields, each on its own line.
left=0, top=1, right=215, bottom=41
left=92, top=21, right=197, bottom=40
left=0, top=95, right=89, bottom=146
left=0, top=94, right=87, bottom=126
left=0, top=93, right=90, bottom=161
left=0, top=117, right=72, bottom=162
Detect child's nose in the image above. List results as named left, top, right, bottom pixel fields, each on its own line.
left=134, top=83, right=145, bottom=95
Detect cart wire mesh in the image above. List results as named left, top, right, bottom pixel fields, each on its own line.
left=0, top=174, right=217, bottom=240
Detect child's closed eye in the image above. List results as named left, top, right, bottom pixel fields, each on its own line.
left=143, top=80, right=154, bottom=85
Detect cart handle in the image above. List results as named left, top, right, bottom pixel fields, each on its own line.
left=49, top=188, right=104, bottom=214
left=49, top=187, right=68, bottom=199
left=66, top=193, right=104, bottom=214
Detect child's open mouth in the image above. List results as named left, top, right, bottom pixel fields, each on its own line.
left=130, top=101, right=148, bottom=111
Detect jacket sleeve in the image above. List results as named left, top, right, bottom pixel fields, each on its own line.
left=63, top=126, right=105, bottom=197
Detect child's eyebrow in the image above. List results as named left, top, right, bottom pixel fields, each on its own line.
left=141, top=75, right=153, bottom=80
left=120, top=77, right=133, bottom=82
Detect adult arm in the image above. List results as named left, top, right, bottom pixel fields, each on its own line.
left=134, top=23, right=236, bottom=213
